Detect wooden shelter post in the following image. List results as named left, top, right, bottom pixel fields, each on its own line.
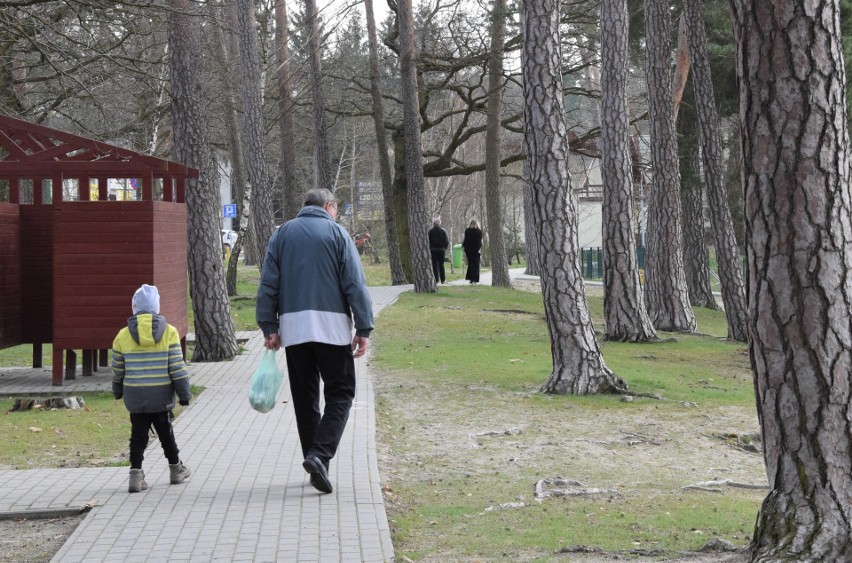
left=9, top=177, right=18, bottom=204
left=52, top=175, right=62, bottom=203
left=97, top=177, right=108, bottom=201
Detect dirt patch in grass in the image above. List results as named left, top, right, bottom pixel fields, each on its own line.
left=0, top=514, right=85, bottom=562
left=375, top=377, right=761, bottom=561
left=374, top=280, right=760, bottom=562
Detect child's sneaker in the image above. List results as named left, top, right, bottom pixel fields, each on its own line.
left=169, top=461, right=191, bottom=484
left=128, top=469, right=148, bottom=493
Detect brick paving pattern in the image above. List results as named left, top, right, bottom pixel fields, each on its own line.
left=0, top=285, right=411, bottom=563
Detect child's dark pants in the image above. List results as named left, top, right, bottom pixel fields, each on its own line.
left=129, top=411, right=180, bottom=469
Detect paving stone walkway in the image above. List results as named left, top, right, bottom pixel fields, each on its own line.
left=0, top=285, right=411, bottom=563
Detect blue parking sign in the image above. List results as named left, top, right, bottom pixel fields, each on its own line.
left=223, top=204, right=237, bottom=218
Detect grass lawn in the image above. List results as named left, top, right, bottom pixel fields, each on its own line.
left=0, top=387, right=201, bottom=469
left=372, top=286, right=763, bottom=560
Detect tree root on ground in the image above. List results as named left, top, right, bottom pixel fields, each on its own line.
left=534, top=478, right=619, bottom=501
left=10, top=397, right=86, bottom=411
left=682, top=479, right=768, bottom=492
left=713, top=432, right=762, bottom=453
left=558, top=538, right=744, bottom=556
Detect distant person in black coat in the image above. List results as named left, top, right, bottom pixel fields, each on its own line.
left=462, top=219, right=483, bottom=284
left=428, top=218, right=450, bottom=284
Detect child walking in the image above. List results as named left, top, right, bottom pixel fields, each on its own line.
left=112, top=284, right=192, bottom=493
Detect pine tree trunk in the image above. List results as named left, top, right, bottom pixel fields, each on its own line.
left=226, top=2, right=258, bottom=267
left=642, top=0, right=696, bottom=332
left=522, top=162, right=540, bottom=276
left=211, top=4, right=247, bottom=296
left=236, top=0, right=275, bottom=268
left=672, top=15, right=690, bottom=121
left=683, top=0, right=747, bottom=342
left=678, top=99, right=718, bottom=309
left=599, top=0, right=657, bottom=342
left=397, top=0, right=435, bottom=293
left=274, top=0, right=301, bottom=221
left=522, top=0, right=626, bottom=395
left=304, top=0, right=333, bottom=193
left=167, top=0, right=237, bottom=362
left=732, top=1, right=852, bottom=560
left=391, top=129, right=414, bottom=281
left=365, top=0, right=407, bottom=285
left=485, top=0, right=510, bottom=288
left=229, top=187, right=252, bottom=296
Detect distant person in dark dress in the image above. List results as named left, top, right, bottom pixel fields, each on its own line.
left=428, top=218, right=450, bottom=284
left=462, top=219, right=483, bottom=284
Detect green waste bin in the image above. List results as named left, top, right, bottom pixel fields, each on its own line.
left=452, top=244, right=463, bottom=269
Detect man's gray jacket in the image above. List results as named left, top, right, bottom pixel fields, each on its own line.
left=256, top=205, right=374, bottom=347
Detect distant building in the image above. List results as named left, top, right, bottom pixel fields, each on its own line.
left=568, top=153, right=603, bottom=249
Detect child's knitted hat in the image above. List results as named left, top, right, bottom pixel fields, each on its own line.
left=132, top=284, right=160, bottom=315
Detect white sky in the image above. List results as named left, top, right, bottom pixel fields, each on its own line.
left=320, top=0, right=392, bottom=33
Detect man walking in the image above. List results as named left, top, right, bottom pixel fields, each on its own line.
left=256, top=188, right=374, bottom=494
left=428, top=218, right=450, bottom=284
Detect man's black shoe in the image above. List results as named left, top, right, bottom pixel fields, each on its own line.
left=303, top=454, right=333, bottom=494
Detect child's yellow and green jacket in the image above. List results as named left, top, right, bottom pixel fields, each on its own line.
left=112, top=313, right=190, bottom=413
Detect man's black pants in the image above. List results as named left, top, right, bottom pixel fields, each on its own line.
left=430, top=249, right=446, bottom=283
left=285, top=342, right=356, bottom=468
left=129, top=411, right=180, bottom=469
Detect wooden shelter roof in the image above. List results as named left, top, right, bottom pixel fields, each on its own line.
left=0, top=115, right=197, bottom=179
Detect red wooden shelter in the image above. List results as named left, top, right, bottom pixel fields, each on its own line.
left=0, top=116, right=197, bottom=385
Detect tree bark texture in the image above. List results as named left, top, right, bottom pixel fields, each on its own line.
left=731, top=0, right=852, bottom=560
left=397, top=0, right=435, bottom=293
left=522, top=0, right=626, bottom=394
left=672, top=15, right=690, bottom=121
left=230, top=186, right=253, bottom=295
left=226, top=1, right=258, bottom=267
left=599, top=0, right=658, bottom=342
left=304, top=0, right=333, bottom=193
left=211, top=3, right=247, bottom=296
left=236, top=0, right=275, bottom=269
left=683, top=0, right=747, bottom=341
left=485, top=0, right=510, bottom=288
left=672, top=17, right=692, bottom=123
left=167, top=0, right=237, bottom=362
left=391, top=130, right=414, bottom=281
left=274, top=0, right=301, bottom=221
left=678, top=119, right=718, bottom=309
left=642, top=0, right=696, bottom=332
left=522, top=160, right=541, bottom=276
left=365, top=0, right=407, bottom=285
